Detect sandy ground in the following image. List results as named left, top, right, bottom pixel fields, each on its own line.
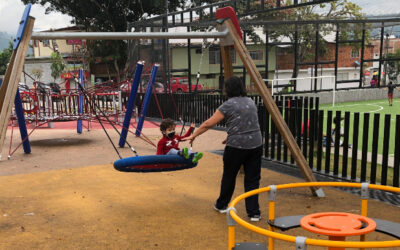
left=0, top=126, right=399, bottom=249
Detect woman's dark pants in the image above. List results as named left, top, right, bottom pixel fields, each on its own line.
left=216, top=145, right=262, bottom=217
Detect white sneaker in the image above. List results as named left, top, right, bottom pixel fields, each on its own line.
left=213, top=204, right=228, bottom=213
left=249, top=215, right=261, bottom=222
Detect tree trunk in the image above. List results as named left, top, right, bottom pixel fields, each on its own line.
left=113, top=59, right=120, bottom=83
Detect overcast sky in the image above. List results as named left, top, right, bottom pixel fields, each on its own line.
left=0, top=0, right=399, bottom=36
left=0, top=0, right=73, bottom=35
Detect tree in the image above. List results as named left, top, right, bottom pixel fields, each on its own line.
left=50, top=52, right=66, bottom=82
left=21, top=0, right=186, bottom=81
left=191, top=0, right=365, bottom=80
left=31, top=67, right=43, bottom=81
left=265, top=1, right=365, bottom=77
left=0, top=42, right=13, bottom=75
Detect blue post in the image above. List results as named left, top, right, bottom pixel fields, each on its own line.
left=14, top=88, right=31, bottom=154
left=135, top=64, right=159, bottom=136
left=77, top=69, right=84, bottom=134
left=119, top=62, right=144, bottom=147
left=0, top=79, right=31, bottom=154
left=0, top=3, right=32, bottom=156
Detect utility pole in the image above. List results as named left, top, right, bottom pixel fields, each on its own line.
left=165, top=0, right=170, bottom=90
left=383, top=33, right=389, bottom=86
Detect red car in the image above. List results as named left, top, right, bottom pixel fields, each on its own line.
left=169, top=77, right=203, bottom=93
left=119, top=80, right=165, bottom=95
left=139, top=81, right=165, bottom=93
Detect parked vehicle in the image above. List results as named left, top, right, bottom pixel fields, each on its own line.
left=169, top=77, right=203, bottom=93
left=138, top=81, right=165, bottom=94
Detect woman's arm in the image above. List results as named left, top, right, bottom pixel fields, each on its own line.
left=184, top=110, right=225, bottom=143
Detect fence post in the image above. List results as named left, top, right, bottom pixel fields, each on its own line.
left=361, top=113, right=370, bottom=182
left=351, top=113, right=360, bottom=180
left=290, top=98, right=297, bottom=164
left=265, top=104, right=270, bottom=159
left=296, top=97, right=303, bottom=151
left=342, top=112, right=350, bottom=178
left=333, top=111, right=341, bottom=176
left=303, top=97, right=309, bottom=159
left=276, top=97, right=282, bottom=161
left=370, top=113, right=380, bottom=184
left=283, top=97, right=289, bottom=163
left=381, top=114, right=391, bottom=185
left=393, top=115, right=400, bottom=187
left=317, top=110, right=324, bottom=172
left=325, top=110, right=333, bottom=174
left=308, top=109, right=315, bottom=169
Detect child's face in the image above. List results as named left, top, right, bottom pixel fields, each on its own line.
left=163, top=125, right=176, bottom=138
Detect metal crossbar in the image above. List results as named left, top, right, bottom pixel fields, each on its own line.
left=31, top=30, right=229, bottom=40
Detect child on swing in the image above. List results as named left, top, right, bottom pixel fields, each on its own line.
left=157, top=118, right=203, bottom=163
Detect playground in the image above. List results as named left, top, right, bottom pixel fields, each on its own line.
left=0, top=125, right=399, bottom=249
left=1, top=1, right=400, bottom=249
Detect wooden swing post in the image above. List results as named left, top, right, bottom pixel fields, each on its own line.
left=217, top=8, right=324, bottom=197
left=0, top=16, right=35, bottom=159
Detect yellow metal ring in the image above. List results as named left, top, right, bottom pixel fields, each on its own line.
left=228, top=182, right=400, bottom=248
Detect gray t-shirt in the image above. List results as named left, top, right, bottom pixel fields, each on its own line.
left=217, top=96, right=262, bottom=149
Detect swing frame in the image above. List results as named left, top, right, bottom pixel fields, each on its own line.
left=5, top=5, right=323, bottom=196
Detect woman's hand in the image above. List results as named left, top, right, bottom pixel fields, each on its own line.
left=190, top=123, right=195, bottom=128
left=183, top=135, right=196, bottom=144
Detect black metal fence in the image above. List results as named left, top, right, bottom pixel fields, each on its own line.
left=140, top=93, right=400, bottom=187
left=259, top=96, right=400, bottom=188
left=131, top=93, right=264, bottom=127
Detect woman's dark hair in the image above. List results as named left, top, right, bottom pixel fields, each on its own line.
left=160, top=118, right=175, bottom=132
left=224, top=76, right=247, bottom=98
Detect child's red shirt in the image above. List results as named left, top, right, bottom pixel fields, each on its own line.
left=156, top=127, right=194, bottom=155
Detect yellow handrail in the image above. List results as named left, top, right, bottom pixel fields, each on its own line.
left=227, top=182, right=400, bottom=249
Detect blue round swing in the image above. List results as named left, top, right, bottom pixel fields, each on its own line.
left=113, top=155, right=197, bottom=172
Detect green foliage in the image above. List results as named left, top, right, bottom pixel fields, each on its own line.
left=31, top=67, right=43, bottom=81
left=192, top=0, right=365, bottom=76
left=21, top=0, right=186, bottom=79
left=0, top=42, right=13, bottom=75
left=50, top=52, right=66, bottom=81
left=263, top=1, right=365, bottom=67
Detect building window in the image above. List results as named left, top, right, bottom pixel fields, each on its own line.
left=209, top=48, right=236, bottom=64
left=206, top=74, right=216, bottom=79
left=351, top=49, right=359, bottom=58
left=249, top=50, right=263, bottom=61
left=42, top=40, right=50, bottom=47
left=179, top=78, right=188, bottom=84
left=337, top=72, right=349, bottom=81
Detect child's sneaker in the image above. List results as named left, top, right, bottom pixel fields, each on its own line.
left=182, top=148, right=190, bottom=159
left=192, top=152, right=203, bottom=163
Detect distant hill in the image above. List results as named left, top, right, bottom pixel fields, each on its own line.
left=370, top=25, right=400, bottom=38
left=0, top=32, right=13, bottom=50
left=0, top=32, right=34, bottom=55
